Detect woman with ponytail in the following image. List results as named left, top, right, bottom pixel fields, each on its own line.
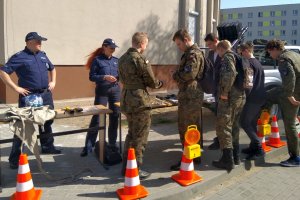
left=81, top=38, right=120, bottom=157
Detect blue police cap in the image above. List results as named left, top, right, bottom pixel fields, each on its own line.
left=102, top=38, right=118, bottom=48
left=25, top=32, right=47, bottom=42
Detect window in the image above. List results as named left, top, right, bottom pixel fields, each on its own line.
left=247, top=31, right=252, bottom=37
left=293, top=10, right=298, bottom=16
left=248, top=12, right=253, bottom=18
left=258, top=21, right=263, bottom=27
left=281, top=10, right=287, bottom=16
left=247, top=22, right=252, bottom=27
left=280, top=30, right=286, bottom=36
left=292, top=20, right=298, bottom=26
left=291, top=40, right=297, bottom=45
left=270, top=30, right=274, bottom=36
left=228, top=13, right=233, bottom=19
left=270, top=20, right=275, bottom=26
left=238, top=13, right=243, bottom=19
left=258, top=31, right=262, bottom=36
left=281, top=20, right=286, bottom=26
left=270, top=11, right=275, bottom=17
left=258, top=12, right=263, bottom=17
left=292, top=30, right=297, bottom=36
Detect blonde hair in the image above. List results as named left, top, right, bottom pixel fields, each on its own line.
left=132, top=32, right=148, bottom=47
left=216, top=40, right=232, bottom=50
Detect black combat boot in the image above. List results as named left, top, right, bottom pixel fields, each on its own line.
left=212, top=148, right=235, bottom=172
left=233, top=144, right=241, bottom=165
left=246, top=145, right=265, bottom=160
left=208, top=137, right=220, bottom=150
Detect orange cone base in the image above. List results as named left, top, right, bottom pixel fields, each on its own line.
left=171, top=172, right=203, bottom=186
left=263, top=145, right=272, bottom=153
left=10, top=189, right=42, bottom=200
left=266, top=141, right=286, bottom=148
left=116, top=185, right=149, bottom=200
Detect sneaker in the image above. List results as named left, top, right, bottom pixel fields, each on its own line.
left=170, top=161, right=181, bottom=171
left=208, top=137, right=220, bottom=150
left=246, top=148, right=265, bottom=160
left=41, top=146, right=62, bottom=154
left=80, top=148, right=88, bottom=157
left=9, top=162, right=18, bottom=169
left=280, top=156, right=300, bottom=167
left=139, top=169, right=151, bottom=180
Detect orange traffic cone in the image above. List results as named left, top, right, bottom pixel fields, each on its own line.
left=257, top=119, right=272, bottom=153
left=116, top=148, right=148, bottom=200
left=266, top=116, right=286, bottom=148
left=10, top=154, right=42, bottom=200
left=171, top=152, right=203, bottom=186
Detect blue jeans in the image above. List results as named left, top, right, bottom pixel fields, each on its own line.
left=84, top=84, right=120, bottom=149
left=9, top=90, right=55, bottom=164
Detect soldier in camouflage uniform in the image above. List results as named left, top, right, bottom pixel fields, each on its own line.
left=265, top=39, right=300, bottom=167
left=212, top=40, right=245, bottom=171
left=170, top=29, right=204, bottom=170
left=118, top=32, right=163, bottom=179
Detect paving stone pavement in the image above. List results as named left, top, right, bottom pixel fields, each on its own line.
left=193, top=152, right=300, bottom=200
left=0, top=105, right=294, bottom=200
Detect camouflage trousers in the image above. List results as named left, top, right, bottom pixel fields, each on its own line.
left=178, top=92, right=203, bottom=146
left=122, top=109, right=151, bottom=166
left=216, top=95, right=245, bottom=150
left=265, top=87, right=299, bottom=157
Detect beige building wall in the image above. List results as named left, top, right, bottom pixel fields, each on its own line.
left=3, top=0, right=179, bottom=65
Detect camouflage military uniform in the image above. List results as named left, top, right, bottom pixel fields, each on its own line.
left=118, top=48, right=162, bottom=166
left=216, top=51, right=245, bottom=150
left=173, top=44, right=204, bottom=146
left=265, top=50, right=300, bottom=157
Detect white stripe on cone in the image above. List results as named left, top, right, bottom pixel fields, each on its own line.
left=126, top=160, right=137, bottom=169
left=125, top=176, right=140, bottom=187
left=180, top=162, right=194, bottom=171
left=18, top=164, right=30, bottom=174
left=262, top=136, right=265, bottom=143
left=16, top=179, right=34, bottom=192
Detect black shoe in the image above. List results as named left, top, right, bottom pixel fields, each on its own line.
left=170, top=161, right=181, bottom=171
left=41, top=146, right=62, bottom=154
left=233, top=144, right=240, bottom=165
left=80, top=148, right=88, bottom=157
left=246, top=148, right=265, bottom=160
left=139, top=169, right=151, bottom=180
left=194, top=157, right=201, bottom=164
left=108, top=143, right=119, bottom=152
left=212, top=148, right=234, bottom=171
left=9, top=162, right=18, bottom=169
left=208, top=137, right=220, bottom=150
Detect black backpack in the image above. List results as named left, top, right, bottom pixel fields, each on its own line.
left=197, top=51, right=216, bottom=94
left=94, top=141, right=122, bottom=166
left=232, top=52, right=253, bottom=91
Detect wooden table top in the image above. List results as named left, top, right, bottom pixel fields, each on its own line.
left=55, top=105, right=112, bottom=119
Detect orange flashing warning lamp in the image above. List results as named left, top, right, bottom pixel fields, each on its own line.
left=185, top=125, right=201, bottom=145
left=184, top=125, right=201, bottom=159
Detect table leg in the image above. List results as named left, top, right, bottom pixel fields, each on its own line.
left=200, top=107, right=204, bottom=149
left=119, top=113, right=122, bottom=154
left=98, top=113, right=106, bottom=164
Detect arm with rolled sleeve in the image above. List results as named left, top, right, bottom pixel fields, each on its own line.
left=219, top=54, right=237, bottom=97
left=173, top=51, right=203, bottom=84
left=278, top=59, right=296, bottom=98
left=137, top=57, right=162, bottom=89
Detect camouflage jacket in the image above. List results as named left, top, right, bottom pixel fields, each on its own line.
left=278, top=50, right=300, bottom=99
left=118, top=48, right=162, bottom=113
left=173, top=44, right=204, bottom=91
left=219, top=50, right=239, bottom=98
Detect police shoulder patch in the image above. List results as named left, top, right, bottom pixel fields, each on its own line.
left=279, top=67, right=289, bottom=76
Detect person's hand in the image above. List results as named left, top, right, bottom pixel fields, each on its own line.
left=15, top=86, right=30, bottom=96
left=104, top=75, right=117, bottom=83
left=220, top=95, right=228, bottom=100
left=48, top=81, right=56, bottom=91
left=288, top=96, right=300, bottom=106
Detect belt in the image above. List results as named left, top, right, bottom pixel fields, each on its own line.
left=29, top=88, right=49, bottom=93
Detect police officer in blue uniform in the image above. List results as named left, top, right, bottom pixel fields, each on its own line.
left=0, top=32, right=61, bottom=169
left=80, top=38, right=120, bottom=157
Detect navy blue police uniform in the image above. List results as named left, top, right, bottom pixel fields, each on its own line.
left=82, top=52, right=120, bottom=155
left=1, top=44, right=59, bottom=167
